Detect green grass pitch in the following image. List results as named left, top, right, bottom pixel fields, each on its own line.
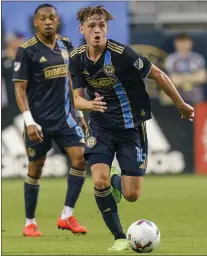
left=2, top=175, right=207, bottom=255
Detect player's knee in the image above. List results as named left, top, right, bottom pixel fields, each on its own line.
left=93, top=172, right=110, bottom=189
left=123, top=190, right=141, bottom=202
left=28, top=156, right=46, bottom=179
left=94, top=176, right=110, bottom=189
left=71, top=156, right=86, bottom=170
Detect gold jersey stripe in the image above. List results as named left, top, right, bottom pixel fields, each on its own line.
left=107, top=45, right=123, bottom=54
left=108, top=43, right=124, bottom=53
left=70, top=44, right=87, bottom=53
left=21, top=37, right=36, bottom=46
left=70, top=48, right=87, bottom=58
left=108, top=41, right=124, bottom=51
left=21, top=39, right=38, bottom=49
left=70, top=44, right=87, bottom=54
left=20, top=37, right=36, bottom=47
left=70, top=45, right=87, bottom=57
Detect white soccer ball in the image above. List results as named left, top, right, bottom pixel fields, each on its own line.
left=126, top=219, right=160, bottom=253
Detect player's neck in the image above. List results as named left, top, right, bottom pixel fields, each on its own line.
left=36, top=33, right=56, bottom=49
left=87, top=40, right=107, bottom=62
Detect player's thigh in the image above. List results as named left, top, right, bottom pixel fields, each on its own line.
left=64, top=146, right=85, bottom=168
left=54, top=124, right=85, bottom=168
left=85, top=124, right=115, bottom=188
left=121, top=176, right=143, bottom=202
left=116, top=124, right=148, bottom=199
left=85, top=128, right=115, bottom=168
left=54, top=124, right=85, bottom=152
left=23, top=129, right=51, bottom=177
left=23, top=128, right=52, bottom=162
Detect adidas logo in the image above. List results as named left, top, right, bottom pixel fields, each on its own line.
left=82, top=69, right=89, bottom=75
left=40, top=56, right=47, bottom=63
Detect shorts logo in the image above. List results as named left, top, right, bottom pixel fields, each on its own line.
left=103, top=65, right=115, bottom=75
left=14, top=62, right=21, bottom=71
left=27, top=148, right=36, bottom=157
left=86, top=136, right=97, bottom=148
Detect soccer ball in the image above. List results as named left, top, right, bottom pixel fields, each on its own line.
left=126, top=219, right=160, bottom=253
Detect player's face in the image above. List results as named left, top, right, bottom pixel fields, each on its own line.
left=175, top=39, right=193, bottom=53
left=79, top=15, right=108, bottom=47
left=34, top=7, right=59, bottom=37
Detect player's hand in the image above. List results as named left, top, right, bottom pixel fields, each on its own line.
left=91, top=92, right=107, bottom=112
left=27, top=124, right=44, bottom=143
left=177, top=102, right=195, bottom=121
left=78, top=117, right=88, bottom=133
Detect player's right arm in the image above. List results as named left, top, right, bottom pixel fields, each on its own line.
left=69, top=55, right=107, bottom=112
left=13, top=47, right=43, bottom=143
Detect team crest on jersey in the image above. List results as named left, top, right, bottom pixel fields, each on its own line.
left=103, top=65, right=115, bottom=75
left=61, top=49, right=69, bottom=60
left=14, top=62, right=21, bottom=71
left=86, top=136, right=97, bottom=148
left=27, top=148, right=36, bottom=157
left=133, top=58, right=144, bottom=70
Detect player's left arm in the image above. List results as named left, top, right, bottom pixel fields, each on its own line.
left=124, top=45, right=194, bottom=121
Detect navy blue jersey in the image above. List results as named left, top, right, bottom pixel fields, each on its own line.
left=13, top=34, right=76, bottom=132
left=70, top=39, right=152, bottom=130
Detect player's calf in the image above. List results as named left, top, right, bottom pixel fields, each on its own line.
left=121, top=175, right=143, bottom=202
left=24, top=156, right=46, bottom=236
left=58, top=146, right=87, bottom=234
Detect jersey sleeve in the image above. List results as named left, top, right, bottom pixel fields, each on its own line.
left=12, top=47, right=30, bottom=81
left=123, top=45, right=152, bottom=78
left=69, top=56, right=85, bottom=90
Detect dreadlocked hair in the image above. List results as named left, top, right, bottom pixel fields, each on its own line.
left=77, top=5, right=114, bottom=23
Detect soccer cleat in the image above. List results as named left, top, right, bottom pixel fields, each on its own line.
left=57, top=216, right=87, bottom=234
left=110, top=167, right=122, bottom=204
left=23, top=224, right=42, bottom=237
left=107, top=238, right=130, bottom=251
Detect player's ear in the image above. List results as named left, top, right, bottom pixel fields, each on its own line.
left=79, top=25, right=85, bottom=35
left=33, top=18, right=37, bottom=28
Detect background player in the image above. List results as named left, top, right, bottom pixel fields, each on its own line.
left=13, top=4, right=87, bottom=237
left=70, top=6, right=194, bottom=251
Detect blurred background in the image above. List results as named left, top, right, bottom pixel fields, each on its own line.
left=2, top=1, right=207, bottom=178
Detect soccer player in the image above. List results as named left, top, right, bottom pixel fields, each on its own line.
left=69, top=6, right=194, bottom=251
left=13, top=4, right=87, bottom=237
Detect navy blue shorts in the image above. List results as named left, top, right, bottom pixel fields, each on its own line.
left=85, top=122, right=148, bottom=177
left=23, top=122, right=85, bottom=162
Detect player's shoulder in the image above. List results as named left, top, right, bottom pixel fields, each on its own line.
left=56, top=34, right=73, bottom=51
left=107, top=39, right=125, bottom=55
left=56, top=34, right=71, bottom=43
left=19, top=36, right=38, bottom=50
left=70, top=44, right=87, bottom=59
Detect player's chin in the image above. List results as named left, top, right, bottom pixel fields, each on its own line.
left=92, top=41, right=103, bottom=47
left=44, top=30, right=54, bottom=37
